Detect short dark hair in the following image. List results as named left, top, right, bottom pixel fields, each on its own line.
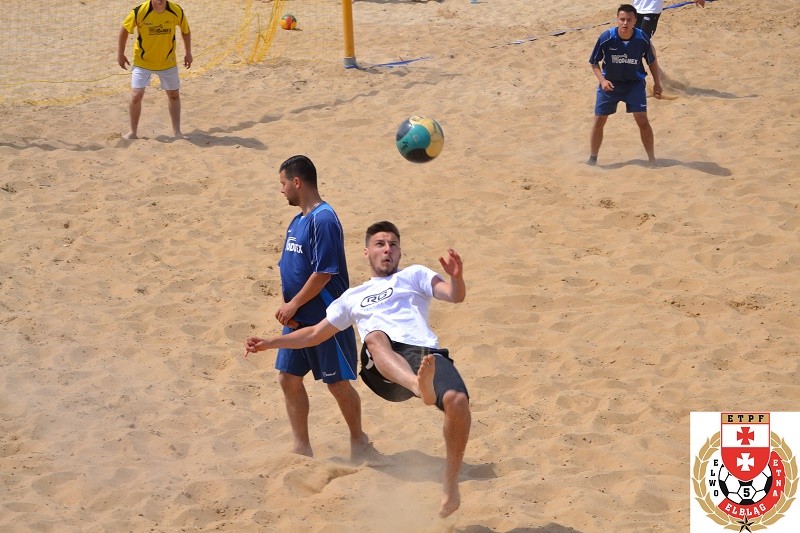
left=279, top=155, right=317, bottom=187
left=365, top=221, right=400, bottom=246
left=618, top=4, right=637, bottom=17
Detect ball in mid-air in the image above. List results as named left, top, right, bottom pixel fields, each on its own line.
left=280, top=14, right=297, bottom=30
left=395, top=116, right=444, bottom=163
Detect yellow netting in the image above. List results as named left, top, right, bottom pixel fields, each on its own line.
left=0, top=0, right=330, bottom=106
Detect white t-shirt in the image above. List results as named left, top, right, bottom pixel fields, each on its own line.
left=633, top=0, right=664, bottom=15
left=326, top=265, right=442, bottom=348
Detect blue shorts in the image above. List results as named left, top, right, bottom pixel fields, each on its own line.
left=276, top=325, right=357, bottom=383
left=595, top=79, right=648, bottom=116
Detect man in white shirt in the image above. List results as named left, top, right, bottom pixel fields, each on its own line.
left=245, top=221, right=470, bottom=518
left=633, top=0, right=705, bottom=37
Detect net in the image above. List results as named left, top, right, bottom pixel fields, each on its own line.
left=0, top=0, right=345, bottom=106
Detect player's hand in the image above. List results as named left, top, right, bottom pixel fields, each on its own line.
left=118, top=55, right=130, bottom=70
left=275, top=302, right=299, bottom=327
left=184, top=53, right=193, bottom=69
left=653, top=82, right=663, bottom=99
left=600, top=79, right=614, bottom=92
left=695, top=0, right=705, bottom=7
left=439, top=248, right=463, bottom=279
left=244, top=336, right=269, bottom=356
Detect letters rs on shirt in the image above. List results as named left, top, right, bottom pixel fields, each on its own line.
left=360, top=288, right=393, bottom=308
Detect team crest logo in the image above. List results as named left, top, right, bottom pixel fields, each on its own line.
left=692, top=413, right=798, bottom=531
left=721, top=414, right=771, bottom=482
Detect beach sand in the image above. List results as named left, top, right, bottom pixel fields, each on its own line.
left=1, top=0, right=799, bottom=530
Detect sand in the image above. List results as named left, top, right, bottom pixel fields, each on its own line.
left=1, top=0, right=799, bottom=530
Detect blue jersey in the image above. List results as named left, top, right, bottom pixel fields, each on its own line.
left=278, top=203, right=350, bottom=324
left=589, top=27, right=655, bottom=82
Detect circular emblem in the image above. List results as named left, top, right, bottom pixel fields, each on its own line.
left=693, top=432, right=797, bottom=530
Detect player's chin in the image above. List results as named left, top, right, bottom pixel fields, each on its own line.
left=376, top=264, right=395, bottom=276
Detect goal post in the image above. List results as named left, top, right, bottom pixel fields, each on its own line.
left=341, top=0, right=356, bottom=68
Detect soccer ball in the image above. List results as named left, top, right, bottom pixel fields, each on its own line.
left=280, top=14, right=297, bottom=30
left=395, top=116, right=444, bottom=163
left=719, top=464, right=772, bottom=505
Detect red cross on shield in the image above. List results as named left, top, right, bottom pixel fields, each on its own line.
left=720, top=413, right=770, bottom=482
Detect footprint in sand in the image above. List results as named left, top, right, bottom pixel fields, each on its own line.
left=283, top=462, right=358, bottom=496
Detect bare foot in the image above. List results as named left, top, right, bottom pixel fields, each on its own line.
left=291, top=442, right=313, bottom=458
left=439, top=483, right=461, bottom=517
left=417, top=354, right=437, bottom=406
left=173, top=131, right=186, bottom=140
left=122, top=132, right=138, bottom=140
left=350, top=432, right=371, bottom=463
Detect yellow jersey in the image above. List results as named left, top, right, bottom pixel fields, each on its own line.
left=122, top=1, right=190, bottom=71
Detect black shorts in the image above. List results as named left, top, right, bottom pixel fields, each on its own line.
left=359, top=338, right=468, bottom=411
left=635, top=13, right=660, bottom=38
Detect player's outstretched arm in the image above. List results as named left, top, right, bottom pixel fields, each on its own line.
left=433, top=248, right=466, bottom=303
left=245, top=319, right=339, bottom=356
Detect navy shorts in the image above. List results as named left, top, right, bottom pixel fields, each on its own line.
left=595, top=79, right=648, bottom=116
left=359, top=337, right=469, bottom=411
left=276, top=324, right=357, bottom=383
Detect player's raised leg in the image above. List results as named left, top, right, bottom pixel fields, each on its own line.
left=363, top=332, right=418, bottom=393
left=364, top=332, right=436, bottom=405
left=416, top=354, right=437, bottom=406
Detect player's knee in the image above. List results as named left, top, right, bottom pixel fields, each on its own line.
left=364, top=331, right=390, bottom=352
left=442, top=390, right=470, bottom=414
left=278, top=371, right=303, bottom=392
left=326, top=379, right=353, bottom=397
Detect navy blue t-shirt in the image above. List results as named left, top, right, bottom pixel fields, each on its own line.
left=589, top=27, right=655, bottom=82
left=278, top=202, right=350, bottom=324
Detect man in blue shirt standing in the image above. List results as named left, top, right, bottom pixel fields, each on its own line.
left=271, top=155, right=368, bottom=461
left=588, top=4, right=662, bottom=166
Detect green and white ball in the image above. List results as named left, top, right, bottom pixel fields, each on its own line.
left=395, top=116, right=444, bottom=163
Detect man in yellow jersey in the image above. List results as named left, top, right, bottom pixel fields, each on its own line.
left=117, top=0, right=192, bottom=140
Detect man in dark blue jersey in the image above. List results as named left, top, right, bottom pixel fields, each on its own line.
left=588, top=4, right=662, bottom=166
left=270, top=155, right=368, bottom=461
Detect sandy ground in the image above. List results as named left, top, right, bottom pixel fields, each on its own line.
left=1, top=0, right=799, bottom=530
